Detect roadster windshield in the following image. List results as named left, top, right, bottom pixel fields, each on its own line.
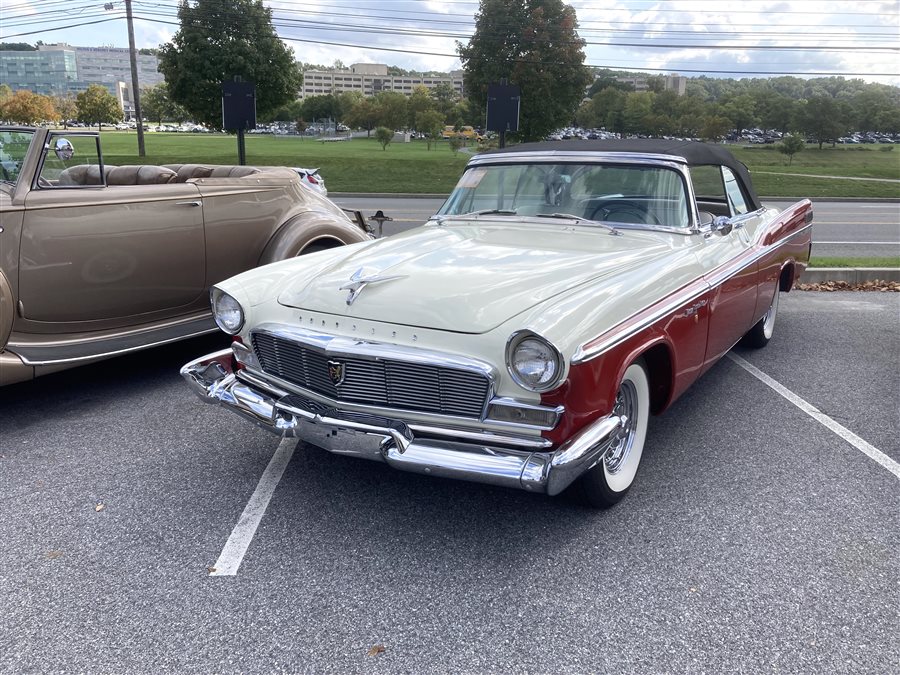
left=437, top=161, right=690, bottom=229
left=0, top=129, right=35, bottom=185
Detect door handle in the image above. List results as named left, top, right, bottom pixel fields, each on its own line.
left=176, top=200, right=202, bottom=207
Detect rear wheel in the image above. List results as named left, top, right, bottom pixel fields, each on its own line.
left=574, top=360, right=650, bottom=508
left=743, top=285, right=779, bottom=348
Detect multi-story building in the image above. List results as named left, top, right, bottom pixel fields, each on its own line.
left=609, top=74, right=687, bottom=96
left=300, top=63, right=464, bottom=99
left=0, top=43, right=163, bottom=118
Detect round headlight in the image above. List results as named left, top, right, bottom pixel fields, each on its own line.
left=211, top=288, right=244, bottom=335
left=507, top=332, right=563, bottom=392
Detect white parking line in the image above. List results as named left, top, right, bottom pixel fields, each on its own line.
left=727, top=353, right=900, bottom=479
left=210, top=437, right=297, bottom=576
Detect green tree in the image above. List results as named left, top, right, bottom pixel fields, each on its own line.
left=777, top=134, right=805, bottom=166
left=407, top=85, right=436, bottom=130
left=722, top=94, right=758, bottom=138
left=158, top=0, right=302, bottom=130
left=448, top=136, right=465, bottom=154
left=52, top=94, right=77, bottom=128
left=430, top=82, right=460, bottom=119
left=458, top=0, right=591, bottom=141
left=622, top=92, right=654, bottom=135
left=301, top=94, right=340, bottom=126
left=374, top=126, right=394, bottom=150
left=0, top=89, right=57, bottom=124
left=75, top=84, right=121, bottom=130
left=416, top=109, right=445, bottom=149
left=336, top=90, right=364, bottom=123
left=345, top=97, right=379, bottom=137
left=701, top=115, right=731, bottom=142
left=799, top=96, right=852, bottom=148
left=141, top=83, right=189, bottom=125
left=374, top=91, right=408, bottom=130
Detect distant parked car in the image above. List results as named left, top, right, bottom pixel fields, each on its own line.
left=0, top=125, right=371, bottom=385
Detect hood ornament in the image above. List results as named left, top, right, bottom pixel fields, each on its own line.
left=340, top=267, right=406, bottom=306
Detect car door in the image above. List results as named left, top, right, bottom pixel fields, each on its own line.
left=693, top=165, right=762, bottom=370
left=18, top=133, right=207, bottom=324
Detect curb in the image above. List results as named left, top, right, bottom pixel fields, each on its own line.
left=802, top=268, right=900, bottom=283
left=333, top=193, right=899, bottom=202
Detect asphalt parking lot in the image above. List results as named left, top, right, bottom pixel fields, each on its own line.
left=0, top=291, right=897, bottom=673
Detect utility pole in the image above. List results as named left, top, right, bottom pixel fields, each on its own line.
left=125, top=0, right=145, bottom=156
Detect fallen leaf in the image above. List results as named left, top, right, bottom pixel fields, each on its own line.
left=207, top=566, right=217, bottom=574
left=689, top=587, right=697, bottom=593
left=95, top=503, right=105, bottom=512
left=46, top=550, right=63, bottom=559
left=367, top=645, right=386, bottom=657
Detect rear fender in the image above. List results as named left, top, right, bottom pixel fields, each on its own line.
left=258, top=214, right=365, bottom=266
left=0, top=269, right=14, bottom=348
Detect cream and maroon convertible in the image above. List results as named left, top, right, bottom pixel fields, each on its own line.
left=182, top=140, right=813, bottom=508
left=0, top=126, right=370, bottom=384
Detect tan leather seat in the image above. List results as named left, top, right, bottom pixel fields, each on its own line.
left=57, top=164, right=117, bottom=186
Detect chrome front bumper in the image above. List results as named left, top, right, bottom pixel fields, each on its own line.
left=182, top=348, right=623, bottom=497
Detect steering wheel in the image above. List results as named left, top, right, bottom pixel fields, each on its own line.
left=590, top=200, right=662, bottom=226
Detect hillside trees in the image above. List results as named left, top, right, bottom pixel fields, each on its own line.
left=458, top=0, right=591, bottom=141
left=158, top=0, right=301, bottom=130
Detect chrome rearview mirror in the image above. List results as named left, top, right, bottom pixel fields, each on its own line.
left=710, top=215, right=734, bottom=236
left=53, top=138, right=75, bottom=161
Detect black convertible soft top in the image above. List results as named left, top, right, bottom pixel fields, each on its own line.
left=480, top=139, right=761, bottom=211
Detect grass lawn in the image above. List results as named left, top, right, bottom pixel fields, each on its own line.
left=809, top=256, right=900, bottom=268
left=99, top=132, right=471, bottom=193
left=97, top=131, right=900, bottom=197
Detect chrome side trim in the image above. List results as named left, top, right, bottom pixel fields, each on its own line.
left=572, top=221, right=813, bottom=364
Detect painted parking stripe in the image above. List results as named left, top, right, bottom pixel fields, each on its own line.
left=210, top=437, right=297, bottom=577
left=727, top=353, right=900, bottom=480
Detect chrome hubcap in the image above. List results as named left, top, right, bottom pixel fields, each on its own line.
left=763, top=290, right=779, bottom=339
left=605, top=380, right=638, bottom=474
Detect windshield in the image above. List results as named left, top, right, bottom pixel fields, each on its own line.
left=437, top=161, right=690, bottom=229
left=0, top=129, right=35, bottom=185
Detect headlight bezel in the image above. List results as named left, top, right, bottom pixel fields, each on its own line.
left=505, top=330, right=564, bottom=393
left=211, top=287, right=244, bottom=335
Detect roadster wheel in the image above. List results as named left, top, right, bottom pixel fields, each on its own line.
left=743, top=285, right=779, bottom=348
left=575, top=360, right=650, bottom=508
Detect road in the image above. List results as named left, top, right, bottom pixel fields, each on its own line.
left=334, top=196, right=900, bottom=259
left=1, top=291, right=897, bottom=672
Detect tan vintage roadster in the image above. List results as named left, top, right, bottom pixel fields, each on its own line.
left=0, top=126, right=371, bottom=385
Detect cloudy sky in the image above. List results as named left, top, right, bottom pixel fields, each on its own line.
left=3, top=0, right=898, bottom=85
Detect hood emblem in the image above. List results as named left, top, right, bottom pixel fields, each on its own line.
left=327, top=360, right=345, bottom=386
left=339, top=267, right=406, bottom=306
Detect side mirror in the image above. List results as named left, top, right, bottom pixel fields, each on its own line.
left=710, top=215, right=734, bottom=236
left=54, top=138, right=75, bottom=161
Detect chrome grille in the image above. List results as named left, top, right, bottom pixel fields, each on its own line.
left=251, top=332, right=490, bottom=419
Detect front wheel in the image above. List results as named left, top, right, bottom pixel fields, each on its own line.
left=574, top=360, right=650, bottom=508
left=743, top=286, right=779, bottom=348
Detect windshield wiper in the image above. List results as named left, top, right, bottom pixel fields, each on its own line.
left=465, top=209, right=518, bottom=216
left=544, top=213, right=621, bottom=235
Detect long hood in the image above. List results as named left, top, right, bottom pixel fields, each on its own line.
left=277, top=222, right=674, bottom=333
